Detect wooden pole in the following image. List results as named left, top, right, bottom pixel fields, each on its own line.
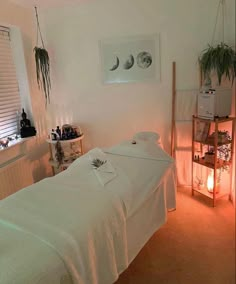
left=171, top=62, right=176, bottom=157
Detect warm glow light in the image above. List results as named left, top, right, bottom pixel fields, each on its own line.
left=207, top=171, right=214, bottom=192
left=207, top=170, right=220, bottom=193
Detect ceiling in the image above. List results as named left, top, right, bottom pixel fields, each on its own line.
left=8, top=0, right=86, bottom=9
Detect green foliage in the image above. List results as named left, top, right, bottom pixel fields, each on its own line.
left=199, top=42, right=236, bottom=85
left=91, top=158, right=107, bottom=169
left=218, top=130, right=232, bottom=141
left=34, top=47, right=51, bottom=104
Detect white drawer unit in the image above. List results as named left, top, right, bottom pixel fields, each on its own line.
left=197, top=88, right=232, bottom=119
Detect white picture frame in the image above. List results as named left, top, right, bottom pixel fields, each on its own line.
left=99, top=34, right=160, bottom=84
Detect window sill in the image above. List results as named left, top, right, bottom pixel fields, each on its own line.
left=0, top=136, right=36, bottom=168
left=0, top=137, right=35, bottom=153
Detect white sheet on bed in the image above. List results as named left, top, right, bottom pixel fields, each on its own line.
left=0, top=141, right=176, bottom=284
left=0, top=177, right=128, bottom=284
left=104, top=140, right=175, bottom=216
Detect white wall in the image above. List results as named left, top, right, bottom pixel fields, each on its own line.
left=0, top=0, right=51, bottom=198
left=42, top=0, right=235, bottom=153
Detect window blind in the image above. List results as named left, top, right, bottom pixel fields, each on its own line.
left=0, top=26, right=21, bottom=139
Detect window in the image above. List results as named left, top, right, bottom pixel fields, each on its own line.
left=0, top=25, right=21, bottom=139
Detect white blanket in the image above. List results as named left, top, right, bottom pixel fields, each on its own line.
left=0, top=177, right=128, bottom=284
left=104, top=140, right=175, bottom=216
left=0, top=141, right=175, bottom=284
left=105, top=140, right=173, bottom=162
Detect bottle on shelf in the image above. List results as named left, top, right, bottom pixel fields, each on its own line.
left=51, top=129, right=60, bottom=141
left=56, top=126, right=61, bottom=140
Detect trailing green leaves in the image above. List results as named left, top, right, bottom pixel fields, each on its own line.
left=199, top=42, right=236, bottom=86
left=34, top=47, right=51, bottom=105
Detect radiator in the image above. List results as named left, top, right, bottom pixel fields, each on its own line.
left=0, top=155, right=34, bottom=200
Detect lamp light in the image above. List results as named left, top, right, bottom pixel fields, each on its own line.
left=207, top=170, right=219, bottom=193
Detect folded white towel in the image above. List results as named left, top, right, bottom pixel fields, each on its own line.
left=89, top=148, right=117, bottom=186
left=95, top=164, right=117, bottom=186
left=97, top=160, right=115, bottom=173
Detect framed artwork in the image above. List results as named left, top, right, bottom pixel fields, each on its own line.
left=99, top=34, right=160, bottom=84
left=195, top=120, right=211, bottom=142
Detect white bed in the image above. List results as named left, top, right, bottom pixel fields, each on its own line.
left=0, top=137, right=176, bottom=284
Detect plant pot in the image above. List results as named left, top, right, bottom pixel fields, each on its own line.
left=205, top=153, right=215, bottom=165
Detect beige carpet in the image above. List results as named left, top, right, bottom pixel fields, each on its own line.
left=115, top=186, right=235, bottom=284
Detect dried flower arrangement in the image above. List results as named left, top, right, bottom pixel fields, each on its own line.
left=55, top=141, right=64, bottom=167
left=91, top=159, right=107, bottom=169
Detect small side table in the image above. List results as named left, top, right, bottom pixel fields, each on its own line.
left=46, top=134, right=84, bottom=175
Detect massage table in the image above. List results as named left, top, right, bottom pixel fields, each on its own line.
left=0, top=136, right=176, bottom=284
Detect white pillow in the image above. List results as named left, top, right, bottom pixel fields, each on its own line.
left=133, top=131, right=160, bottom=143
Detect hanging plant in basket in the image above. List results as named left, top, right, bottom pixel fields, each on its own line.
left=198, top=0, right=236, bottom=87
left=34, top=6, right=51, bottom=105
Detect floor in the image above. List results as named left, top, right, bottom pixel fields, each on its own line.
left=115, top=187, right=235, bottom=284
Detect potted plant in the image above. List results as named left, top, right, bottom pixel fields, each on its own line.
left=204, top=149, right=215, bottom=165
left=217, top=130, right=232, bottom=143
left=199, top=42, right=236, bottom=86
left=34, top=7, right=51, bottom=105
left=198, top=0, right=236, bottom=87
left=208, top=130, right=232, bottom=143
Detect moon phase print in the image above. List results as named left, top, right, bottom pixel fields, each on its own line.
left=100, top=34, right=160, bottom=83
left=137, top=52, right=152, bottom=69
left=109, top=56, right=119, bottom=71
left=123, top=55, right=135, bottom=70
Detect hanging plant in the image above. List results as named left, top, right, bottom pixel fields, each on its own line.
left=34, top=6, right=51, bottom=105
left=199, top=42, right=236, bottom=86
left=198, top=0, right=236, bottom=87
